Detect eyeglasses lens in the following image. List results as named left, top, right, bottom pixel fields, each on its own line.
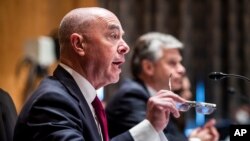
left=176, top=103, right=191, bottom=112
left=196, top=103, right=215, bottom=115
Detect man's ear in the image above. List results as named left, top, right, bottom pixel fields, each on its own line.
left=70, top=33, right=85, bottom=56
left=142, top=59, right=154, bottom=76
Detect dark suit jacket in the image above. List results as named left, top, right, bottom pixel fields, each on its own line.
left=106, top=78, right=188, bottom=141
left=13, top=65, right=132, bottom=141
left=0, top=88, right=17, bottom=141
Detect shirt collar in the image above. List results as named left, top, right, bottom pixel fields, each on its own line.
left=59, top=63, right=96, bottom=106
left=146, top=84, right=157, bottom=97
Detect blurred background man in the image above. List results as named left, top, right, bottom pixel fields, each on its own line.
left=106, top=32, right=219, bottom=141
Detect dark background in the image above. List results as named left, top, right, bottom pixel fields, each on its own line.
left=101, top=0, right=250, bottom=126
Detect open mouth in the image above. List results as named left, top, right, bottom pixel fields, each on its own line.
left=112, top=61, right=124, bottom=68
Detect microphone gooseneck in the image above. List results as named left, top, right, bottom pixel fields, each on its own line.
left=208, top=72, right=227, bottom=80
left=208, top=72, right=250, bottom=82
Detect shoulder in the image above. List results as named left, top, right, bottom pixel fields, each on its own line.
left=107, top=78, right=149, bottom=104
left=106, top=78, right=149, bottom=111
left=20, top=76, right=79, bottom=116
left=30, top=77, right=71, bottom=101
left=118, top=78, right=148, bottom=95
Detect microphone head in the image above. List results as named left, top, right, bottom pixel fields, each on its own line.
left=208, top=72, right=227, bottom=80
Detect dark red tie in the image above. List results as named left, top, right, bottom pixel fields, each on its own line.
left=92, top=96, right=109, bottom=141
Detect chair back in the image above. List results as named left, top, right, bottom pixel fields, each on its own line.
left=0, top=88, right=17, bottom=141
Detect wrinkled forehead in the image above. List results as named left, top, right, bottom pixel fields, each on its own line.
left=94, top=11, right=124, bottom=33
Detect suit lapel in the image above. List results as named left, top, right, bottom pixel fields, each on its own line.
left=53, top=65, right=101, bottom=140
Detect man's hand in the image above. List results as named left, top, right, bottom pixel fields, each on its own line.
left=189, top=119, right=220, bottom=141
left=146, top=90, right=186, bottom=132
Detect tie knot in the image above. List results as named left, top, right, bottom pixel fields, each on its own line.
left=92, top=96, right=103, bottom=111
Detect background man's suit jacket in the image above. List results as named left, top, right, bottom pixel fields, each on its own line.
left=13, top=65, right=132, bottom=141
left=106, top=78, right=188, bottom=141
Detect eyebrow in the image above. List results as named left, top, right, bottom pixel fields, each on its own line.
left=108, top=24, right=119, bottom=30
left=108, top=24, right=125, bottom=35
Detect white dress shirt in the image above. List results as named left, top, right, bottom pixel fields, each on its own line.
left=60, top=63, right=167, bottom=141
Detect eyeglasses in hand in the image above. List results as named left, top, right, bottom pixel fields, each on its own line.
left=176, top=101, right=216, bottom=115
left=168, top=74, right=216, bottom=115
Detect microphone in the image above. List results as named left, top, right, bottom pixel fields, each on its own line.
left=208, top=72, right=250, bottom=82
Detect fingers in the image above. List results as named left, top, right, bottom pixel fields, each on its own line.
left=190, top=128, right=213, bottom=141
left=148, top=95, right=179, bottom=118
left=203, top=118, right=216, bottom=128
left=157, top=90, right=187, bottom=103
left=209, top=126, right=220, bottom=141
left=153, top=90, right=186, bottom=117
left=189, top=119, right=220, bottom=141
left=198, top=129, right=212, bottom=140
left=189, top=127, right=202, bottom=137
left=204, top=119, right=220, bottom=141
left=146, top=90, right=185, bottom=132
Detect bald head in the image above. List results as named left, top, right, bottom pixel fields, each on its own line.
left=58, top=7, right=117, bottom=50
left=57, top=7, right=128, bottom=88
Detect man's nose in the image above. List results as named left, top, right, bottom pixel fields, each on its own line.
left=178, top=64, right=186, bottom=75
left=118, top=40, right=130, bottom=54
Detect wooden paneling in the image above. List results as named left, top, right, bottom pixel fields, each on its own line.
left=0, top=0, right=99, bottom=112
